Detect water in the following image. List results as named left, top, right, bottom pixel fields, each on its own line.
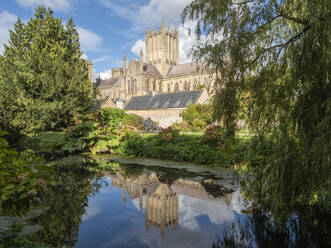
left=75, top=169, right=242, bottom=248
left=2, top=156, right=330, bottom=247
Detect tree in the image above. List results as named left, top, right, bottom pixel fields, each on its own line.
left=0, top=6, right=94, bottom=134
left=180, top=103, right=213, bottom=130
left=182, top=0, right=331, bottom=212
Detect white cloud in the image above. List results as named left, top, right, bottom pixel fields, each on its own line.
left=16, top=0, right=72, bottom=12
left=82, top=201, right=102, bottom=221
left=77, top=27, right=104, bottom=53
left=101, top=0, right=193, bottom=34
left=99, top=69, right=112, bottom=80
left=81, top=53, right=88, bottom=60
left=92, top=56, right=110, bottom=63
left=0, top=11, right=17, bottom=55
left=178, top=195, right=236, bottom=231
left=138, top=0, right=193, bottom=28
left=130, top=39, right=145, bottom=59
left=178, top=20, right=207, bottom=64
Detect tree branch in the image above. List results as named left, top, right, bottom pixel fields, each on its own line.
left=240, top=24, right=311, bottom=77
left=232, top=0, right=253, bottom=5
left=279, top=12, right=309, bottom=25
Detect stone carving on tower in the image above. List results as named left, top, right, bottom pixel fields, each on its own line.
left=145, top=21, right=179, bottom=76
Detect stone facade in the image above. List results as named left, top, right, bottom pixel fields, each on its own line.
left=97, top=21, right=215, bottom=104
left=127, top=108, right=185, bottom=128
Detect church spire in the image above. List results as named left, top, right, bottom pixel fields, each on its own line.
left=123, top=53, right=127, bottom=75
left=139, top=48, right=143, bottom=71
left=161, top=19, right=166, bottom=32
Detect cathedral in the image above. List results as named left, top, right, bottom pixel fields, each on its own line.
left=96, top=22, right=215, bottom=127
left=97, top=21, right=215, bottom=104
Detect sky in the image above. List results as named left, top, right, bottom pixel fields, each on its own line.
left=0, top=0, right=203, bottom=80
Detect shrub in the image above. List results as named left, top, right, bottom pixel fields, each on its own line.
left=123, top=114, right=144, bottom=131
left=180, top=103, right=213, bottom=130
left=65, top=121, right=96, bottom=139
left=157, top=127, right=179, bottom=142
left=99, top=108, right=126, bottom=127
left=0, top=132, right=52, bottom=212
left=170, top=122, right=193, bottom=132
left=120, top=125, right=139, bottom=139
left=63, top=120, right=121, bottom=155
left=119, top=131, right=146, bottom=157
left=192, top=119, right=207, bottom=130
left=201, top=125, right=223, bottom=148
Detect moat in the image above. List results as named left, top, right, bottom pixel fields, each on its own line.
left=75, top=161, right=239, bottom=247
left=2, top=156, right=330, bottom=247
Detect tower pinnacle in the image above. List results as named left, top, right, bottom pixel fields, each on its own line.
left=161, top=19, right=166, bottom=32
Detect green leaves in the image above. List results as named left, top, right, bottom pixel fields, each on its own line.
left=0, top=6, right=94, bottom=134
left=182, top=0, right=331, bottom=214
left=179, top=103, right=213, bottom=131
left=0, top=132, right=53, bottom=216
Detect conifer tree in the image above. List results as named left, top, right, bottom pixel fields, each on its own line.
left=0, top=6, right=94, bottom=134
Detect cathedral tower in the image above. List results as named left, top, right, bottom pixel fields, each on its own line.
left=145, top=21, right=179, bottom=76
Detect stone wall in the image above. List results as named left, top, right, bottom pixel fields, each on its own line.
left=127, top=108, right=186, bottom=128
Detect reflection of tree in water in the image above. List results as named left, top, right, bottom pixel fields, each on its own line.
left=211, top=208, right=331, bottom=248
left=119, top=163, right=145, bottom=179
left=211, top=162, right=331, bottom=248
left=149, top=166, right=198, bottom=185
left=29, top=156, right=105, bottom=248
left=200, top=180, right=234, bottom=200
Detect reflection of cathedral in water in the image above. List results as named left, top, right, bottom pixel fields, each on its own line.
left=145, top=184, right=179, bottom=237
left=109, top=171, right=233, bottom=237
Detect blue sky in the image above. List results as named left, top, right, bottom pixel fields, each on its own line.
left=0, top=0, right=200, bottom=80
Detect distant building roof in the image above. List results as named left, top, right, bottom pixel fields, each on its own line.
left=128, top=60, right=161, bottom=76
left=98, top=77, right=121, bottom=88
left=125, top=90, right=202, bottom=110
left=143, top=64, right=161, bottom=76
left=167, top=62, right=204, bottom=76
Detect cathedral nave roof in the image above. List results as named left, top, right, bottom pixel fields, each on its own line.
left=167, top=62, right=205, bottom=76
left=143, top=63, right=161, bottom=76
left=125, top=90, right=202, bottom=110
left=98, top=77, right=121, bottom=88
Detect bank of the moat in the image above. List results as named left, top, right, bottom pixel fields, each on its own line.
left=1, top=156, right=330, bottom=247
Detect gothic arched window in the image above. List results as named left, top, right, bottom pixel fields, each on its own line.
left=153, top=80, right=156, bottom=91
left=167, top=84, right=171, bottom=92
left=146, top=79, right=150, bottom=90
left=131, top=80, right=135, bottom=93
left=193, top=80, right=198, bottom=90
left=159, top=82, right=162, bottom=92
left=184, top=82, right=189, bottom=91
left=174, top=82, right=179, bottom=92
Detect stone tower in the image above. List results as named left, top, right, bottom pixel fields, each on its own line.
left=145, top=21, right=179, bottom=76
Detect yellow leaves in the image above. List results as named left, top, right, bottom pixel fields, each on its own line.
left=234, top=162, right=249, bottom=173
